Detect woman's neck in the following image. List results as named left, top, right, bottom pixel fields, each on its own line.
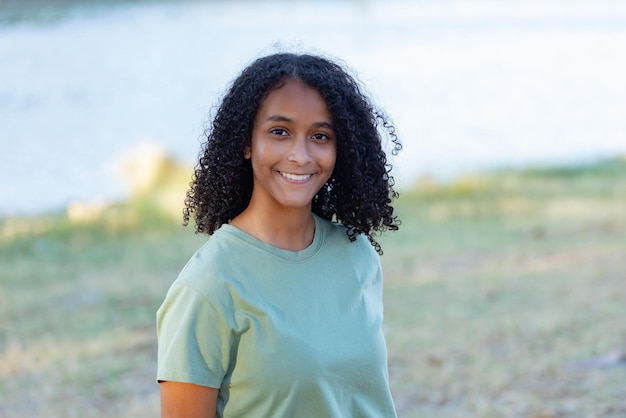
left=229, top=205, right=315, bottom=252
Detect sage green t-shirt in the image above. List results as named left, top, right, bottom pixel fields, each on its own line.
left=156, top=214, right=397, bottom=417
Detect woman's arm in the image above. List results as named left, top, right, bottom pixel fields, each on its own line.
left=160, top=381, right=218, bottom=418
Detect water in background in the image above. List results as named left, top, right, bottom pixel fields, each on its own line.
left=1, top=0, right=625, bottom=216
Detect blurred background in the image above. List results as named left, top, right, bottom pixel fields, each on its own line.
left=1, top=0, right=625, bottom=216
left=1, top=1, right=626, bottom=417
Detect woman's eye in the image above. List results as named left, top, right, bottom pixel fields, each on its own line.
left=270, top=128, right=288, bottom=136
left=312, top=133, right=330, bottom=141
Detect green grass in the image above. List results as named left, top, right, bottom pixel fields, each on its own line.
left=1, top=157, right=625, bottom=417
left=379, top=157, right=626, bottom=417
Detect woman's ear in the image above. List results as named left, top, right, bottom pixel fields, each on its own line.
left=243, top=146, right=251, bottom=159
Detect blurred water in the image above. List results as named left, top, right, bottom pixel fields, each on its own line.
left=1, top=0, right=625, bottom=216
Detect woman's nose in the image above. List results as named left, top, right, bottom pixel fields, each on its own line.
left=288, top=137, right=313, bottom=165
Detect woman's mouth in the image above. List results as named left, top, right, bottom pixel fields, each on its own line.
left=280, top=172, right=312, bottom=181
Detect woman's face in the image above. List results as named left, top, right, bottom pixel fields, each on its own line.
left=245, top=78, right=336, bottom=212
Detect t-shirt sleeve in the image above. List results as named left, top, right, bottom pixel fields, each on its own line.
left=156, top=283, right=232, bottom=388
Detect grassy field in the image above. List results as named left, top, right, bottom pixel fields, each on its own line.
left=1, top=157, right=625, bottom=417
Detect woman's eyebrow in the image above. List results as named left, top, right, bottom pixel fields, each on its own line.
left=264, top=115, right=334, bottom=130
left=265, top=115, right=292, bottom=123
left=314, top=121, right=334, bottom=130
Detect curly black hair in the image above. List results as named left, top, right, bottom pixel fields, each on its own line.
left=183, top=52, right=401, bottom=254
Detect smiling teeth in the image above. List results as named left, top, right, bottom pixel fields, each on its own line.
left=281, top=172, right=311, bottom=181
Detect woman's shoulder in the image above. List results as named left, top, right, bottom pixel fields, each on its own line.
left=315, top=215, right=377, bottom=257
left=173, top=227, right=245, bottom=293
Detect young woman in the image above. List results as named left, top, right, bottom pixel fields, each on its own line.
left=157, top=52, right=402, bottom=417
